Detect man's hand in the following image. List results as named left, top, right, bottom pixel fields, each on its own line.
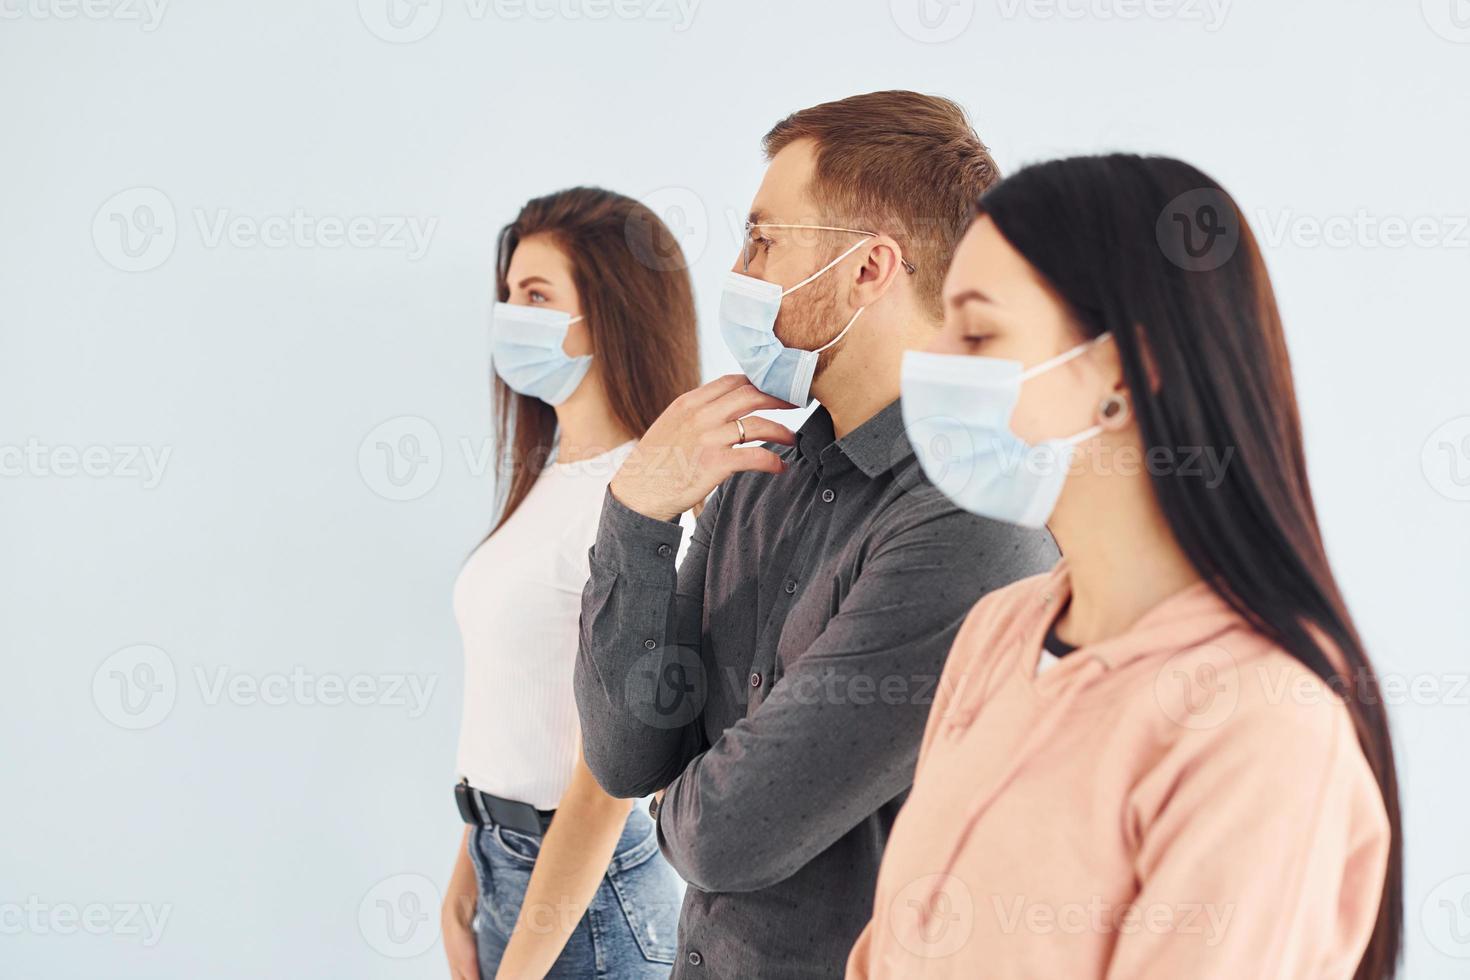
left=610, top=375, right=797, bottom=522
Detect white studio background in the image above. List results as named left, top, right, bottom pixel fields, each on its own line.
left=1, top=1, right=1466, bottom=977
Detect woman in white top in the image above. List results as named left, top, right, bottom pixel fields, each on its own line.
left=443, top=187, right=700, bottom=980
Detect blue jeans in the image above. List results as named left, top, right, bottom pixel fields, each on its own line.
left=467, top=806, right=682, bottom=979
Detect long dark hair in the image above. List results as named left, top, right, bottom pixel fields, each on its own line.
left=978, top=154, right=1401, bottom=979
left=489, top=187, right=700, bottom=533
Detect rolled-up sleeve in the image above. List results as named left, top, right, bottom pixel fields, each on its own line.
left=654, top=508, right=1056, bottom=893
left=574, top=485, right=716, bottom=798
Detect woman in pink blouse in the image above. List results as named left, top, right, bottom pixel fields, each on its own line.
left=849, top=154, right=1401, bottom=979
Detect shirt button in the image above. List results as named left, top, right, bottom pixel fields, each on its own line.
left=688, top=951, right=703, bottom=966
left=643, top=638, right=657, bottom=650
left=821, top=488, right=835, bottom=503
left=750, top=672, right=763, bottom=688
left=657, top=544, right=672, bottom=558
left=784, top=580, right=796, bottom=594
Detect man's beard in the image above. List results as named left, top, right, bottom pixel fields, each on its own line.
left=771, top=273, right=854, bottom=377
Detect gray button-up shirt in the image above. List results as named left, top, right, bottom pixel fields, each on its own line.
left=575, top=399, right=1058, bottom=979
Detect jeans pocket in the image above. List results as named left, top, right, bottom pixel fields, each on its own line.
left=490, top=825, right=542, bottom=866
left=605, top=824, right=681, bottom=965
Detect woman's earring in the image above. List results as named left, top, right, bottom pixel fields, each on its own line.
left=1099, top=393, right=1130, bottom=426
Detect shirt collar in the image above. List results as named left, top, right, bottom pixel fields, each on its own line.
left=793, top=399, right=910, bottom=479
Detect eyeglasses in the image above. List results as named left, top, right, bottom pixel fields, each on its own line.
left=742, top=221, right=918, bottom=276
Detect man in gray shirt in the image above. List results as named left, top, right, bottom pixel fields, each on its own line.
left=574, top=91, right=1059, bottom=979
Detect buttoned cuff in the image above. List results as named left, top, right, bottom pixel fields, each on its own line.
left=590, top=486, right=685, bottom=583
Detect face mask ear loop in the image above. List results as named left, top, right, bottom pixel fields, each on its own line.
left=780, top=237, right=874, bottom=298
left=496, top=304, right=584, bottom=328
left=1061, top=423, right=1106, bottom=448
left=1019, top=333, right=1113, bottom=382
left=811, top=307, right=866, bottom=354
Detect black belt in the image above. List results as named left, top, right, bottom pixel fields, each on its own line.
left=455, top=780, right=555, bottom=837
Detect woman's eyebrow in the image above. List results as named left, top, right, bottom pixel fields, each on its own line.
left=515, top=275, right=552, bottom=290
left=948, top=288, right=996, bottom=309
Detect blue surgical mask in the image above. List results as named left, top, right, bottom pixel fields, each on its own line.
left=718, top=236, right=871, bottom=406
left=490, top=302, right=592, bottom=405
left=900, top=335, right=1112, bottom=528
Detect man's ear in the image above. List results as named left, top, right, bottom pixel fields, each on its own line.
left=848, top=236, right=904, bottom=308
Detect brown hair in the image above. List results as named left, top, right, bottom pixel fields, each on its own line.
left=489, top=187, right=700, bottom=534
left=763, top=90, right=1000, bottom=319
